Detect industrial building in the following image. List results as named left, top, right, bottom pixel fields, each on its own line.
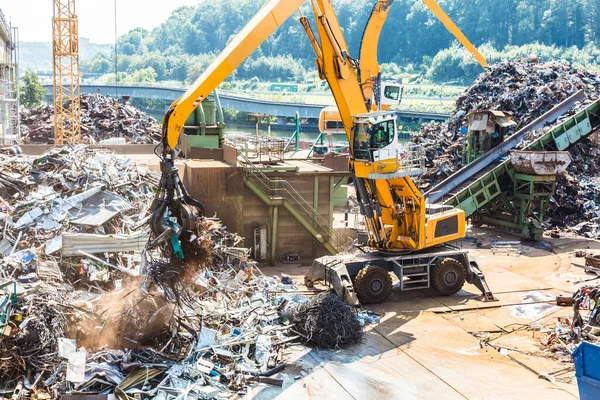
left=0, top=9, right=18, bottom=144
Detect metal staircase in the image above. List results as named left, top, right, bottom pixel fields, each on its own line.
left=236, top=149, right=350, bottom=255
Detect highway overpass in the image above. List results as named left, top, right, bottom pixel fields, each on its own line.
left=42, top=83, right=450, bottom=123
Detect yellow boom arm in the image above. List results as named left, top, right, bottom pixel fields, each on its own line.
left=162, top=0, right=306, bottom=152
left=359, top=0, right=487, bottom=102
left=359, top=0, right=394, bottom=103
left=421, top=0, right=487, bottom=67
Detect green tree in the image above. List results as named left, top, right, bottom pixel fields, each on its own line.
left=131, top=67, right=158, bottom=83
left=85, top=0, right=600, bottom=85
left=20, top=70, right=45, bottom=108
left=142, top=53, right=167, bottom=80
left=91, top=53, right=112, bottom=74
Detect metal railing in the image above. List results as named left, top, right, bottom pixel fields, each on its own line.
left=370, top=143, right=426, bottom=175
left=229, top=135, right=286, bottom=163
left=235, top=147, right=351, bottom=252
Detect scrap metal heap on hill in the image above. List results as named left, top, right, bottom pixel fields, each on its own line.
left=413, top=59, right=600, bottom=237
left=20, top=94, right=162, bottom=145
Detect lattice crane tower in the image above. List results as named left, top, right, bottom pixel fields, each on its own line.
left=52, top=0, right=80, bottom=144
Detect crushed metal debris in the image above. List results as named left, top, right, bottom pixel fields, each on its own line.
left=289, top=291, right=363, bottom=349
left=538, top=284, right=600, bottom=364
left=0, top=145, right=360, bottom=398
left=20, top=93, right=161, bottom=145
left=413, top=59, right=600, bottom=237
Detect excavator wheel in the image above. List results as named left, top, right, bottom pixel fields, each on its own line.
left=431, top=258, right=466, bottom=296
left=354, top=265, right=392, bottom=304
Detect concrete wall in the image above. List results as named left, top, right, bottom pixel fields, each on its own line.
left=181, top=163, right=336, bottom=261
left=243, top=173, right=333, bottom=262
left=183, top=162, right=245, bottom=236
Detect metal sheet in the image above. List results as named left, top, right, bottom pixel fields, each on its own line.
left=60, top=231, right=149, bottom=256
left=510, top=151, right=572, bottom=175
left=0, top=239, right=12, bottom=256
left=469, top=113, right=488, bottom=131
left=69, top=191, right=132, bottom=227
left=495, top=116, right=517, bottom=128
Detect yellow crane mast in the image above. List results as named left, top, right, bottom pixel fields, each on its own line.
left=52, top=0, right=81, bottom=145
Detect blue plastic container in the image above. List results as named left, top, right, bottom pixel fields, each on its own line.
left=572, top=341, right=600, bottom=399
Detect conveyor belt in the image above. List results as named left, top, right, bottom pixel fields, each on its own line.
left=437, top=96, right=600, bottom=218
left=425, top=90, right=587, bottom=204
left=441, top=160, right=501, bottom=201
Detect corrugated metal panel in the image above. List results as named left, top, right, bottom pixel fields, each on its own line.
left=0, top=239, right=12, bottom=256
left=59, top=231, right=149, bottom=256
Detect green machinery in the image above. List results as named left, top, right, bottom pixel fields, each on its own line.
left=284, top=112, right=302, bottom=153
left=0, top=281, right=18, bottom=330
left=470, top=171, right=559, bottom=239
left=181, top=91, right=226, bottom=153
left=462, top=111, right=516, bottom=165
left=445, top=99, right=600, bottom=239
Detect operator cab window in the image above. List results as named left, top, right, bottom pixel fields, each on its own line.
left=326, top=120, right=344, bottom=130
left=384, top=86, right=400, bottom=101
left=370, top=120, right=394, bottom=150
left=353, top=124, right=370, bottom=160
left=353, top=119, right=395, bottom=160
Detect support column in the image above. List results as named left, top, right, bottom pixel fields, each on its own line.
left=313, top=176, right=319, bottom=227
left=329, top=176, right=335, bottom=241
left=269, top=205, right=279, bottom=266
left=295, top=112, right=300, bottom=152
left=313, top=176, right=319, bottom=255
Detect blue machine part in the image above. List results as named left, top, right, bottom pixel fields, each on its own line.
left=572, top=341, right=600, bottom=400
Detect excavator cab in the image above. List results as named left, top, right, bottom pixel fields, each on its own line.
left=379, top=82, right=403, bottom=110
left=352, top=112, right=404, bottom=168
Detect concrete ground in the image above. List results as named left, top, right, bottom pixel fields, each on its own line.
left=250, top=226, right=600, bottom=399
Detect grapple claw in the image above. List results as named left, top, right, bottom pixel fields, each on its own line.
left=149, top=155, right=205, bottom=256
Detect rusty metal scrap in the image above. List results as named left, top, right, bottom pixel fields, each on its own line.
left=538, top=284, right=600, bottom=367
left=415, top=59, right=600, bottom=190
left=546, top=141, right=600, bottom=238
left=20, top=94, right=162, bottom=145
left=0, top=145, right=337, bottom=398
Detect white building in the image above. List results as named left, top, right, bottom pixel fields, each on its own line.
left=0, top=9, right=19, bottom=144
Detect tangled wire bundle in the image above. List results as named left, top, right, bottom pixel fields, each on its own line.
left=290, top=292, right=363, bottom=349
left=1, top=288, right=68, bottom=385
left=146, top=218, right=213, bottom=304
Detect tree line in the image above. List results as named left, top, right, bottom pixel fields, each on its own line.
left=81, top=0, right=600, bottom=85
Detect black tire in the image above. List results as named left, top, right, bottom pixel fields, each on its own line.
left=355, top=265, right=392, bottom=304
left=431, top=258, right=466, bottom=296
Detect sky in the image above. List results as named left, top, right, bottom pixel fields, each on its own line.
left=1, top=0, right=201, bottom=44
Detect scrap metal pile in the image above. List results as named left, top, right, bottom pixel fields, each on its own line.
left=546, top=140, right=600, bottom=238
left=0, top=145, right=364, bottom=398
left=413, top=59, right=600, bottom=235
left=539, top=281, right=600, bottom=363
left=20, top=94, right=162, bottom=145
